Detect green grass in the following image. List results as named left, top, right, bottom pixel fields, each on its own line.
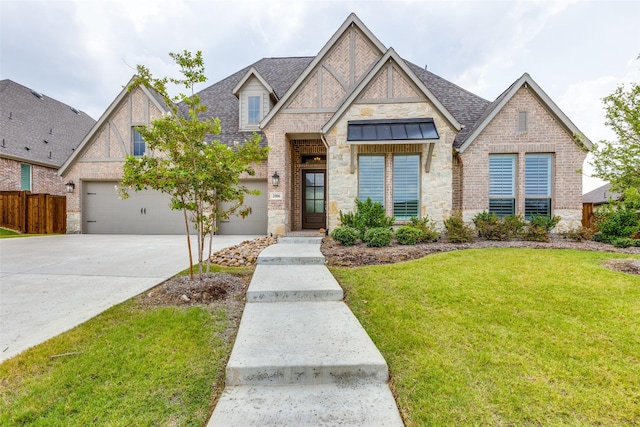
left=0, top=227, right=53, bottom=238
left=0, top=299, right=233, bottom=426
left=332, top=249, right=640, bottom=426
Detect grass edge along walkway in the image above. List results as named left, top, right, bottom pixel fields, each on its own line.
left=0, top=299, right=234, bottom=426
left=332, top=248, right=640, bottom=427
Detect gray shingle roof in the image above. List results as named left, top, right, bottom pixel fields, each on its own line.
left=583, top=183, right=621, bottom=204
left=190, top=57, right=492, bottom=150
left=187, top=57, right=314, bottom=147
left=0, top=79, right=96, bottom=168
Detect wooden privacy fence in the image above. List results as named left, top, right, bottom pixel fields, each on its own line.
left=0, top=191, right=66, bottom=234
left=582, top=203, right=595, bottom=229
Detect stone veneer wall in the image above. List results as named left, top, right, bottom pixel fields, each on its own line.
left=324, top=102, right=457, bottom=231
left=459, top=87, right=587, bottom=231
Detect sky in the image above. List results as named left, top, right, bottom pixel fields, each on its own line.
left=1, top=0, right=638, bottom=192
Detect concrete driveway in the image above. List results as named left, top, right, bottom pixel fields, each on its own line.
left=0, top=234, right=257, bottom=363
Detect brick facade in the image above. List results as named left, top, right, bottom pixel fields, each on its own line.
left=458, top=87, right=587, bottom=230
left=0, top=157, right=67, bottom=195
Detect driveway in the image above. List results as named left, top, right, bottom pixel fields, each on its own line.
left=0, top=234, right=257, bottom=363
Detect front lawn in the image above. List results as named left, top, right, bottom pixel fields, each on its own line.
left=332, top=249, right=640, bottom=426
left=0, top=266, right=248, bottom=426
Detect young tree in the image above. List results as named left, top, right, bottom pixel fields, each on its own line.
left=119, top=51, right=269, bottom=279
left=591, top=61, right=640, bottom=193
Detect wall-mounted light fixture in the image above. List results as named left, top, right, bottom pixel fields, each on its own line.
left=65, top=180, right=75, bottom=193
left=271, top=171, right=280, bottom=187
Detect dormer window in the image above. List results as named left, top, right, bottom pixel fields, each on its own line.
left=248, top=95, right=261, bottom=125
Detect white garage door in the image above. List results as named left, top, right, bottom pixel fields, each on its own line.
left=83, top=181, right=186, bottom=234
left=217, top=181, right=267, bottom=235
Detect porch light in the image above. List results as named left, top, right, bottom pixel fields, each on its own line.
left=271, top=171, right=280, bottom=187
left=65, top=180, right=75, bottom=193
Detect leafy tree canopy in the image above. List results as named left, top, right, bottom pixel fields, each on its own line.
left=119, top=50, right=269, bottom=278
left=591, top=57, right=640, bottom=194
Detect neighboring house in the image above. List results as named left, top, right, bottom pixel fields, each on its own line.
left=583, top=183, right=621, bottom=208
left=60, top=13, right=591, bottom=235
left=0, top=80, right=95, bottom=195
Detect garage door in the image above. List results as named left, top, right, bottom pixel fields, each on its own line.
left=83, top=181, right=186, bottom=234
left=217, top=181, right=267, bottom=235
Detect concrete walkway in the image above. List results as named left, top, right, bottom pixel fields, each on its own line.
left=208, top=237, right=404, bottom=426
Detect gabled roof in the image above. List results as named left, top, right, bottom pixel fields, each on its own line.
left=456, top=73, right=593, bottom=153
left=186, top=57, right=313, bottom=147
left=322, top=48, right=461, bottom=135
left=59, top=76, right=169, bottom=176
left=583, top=183, right=621, bottom=205
left=232, top=67, right=277, bottom=101
left=260, top=13, right=387, bottom=128
left=0, top=79, right=95, bottom=168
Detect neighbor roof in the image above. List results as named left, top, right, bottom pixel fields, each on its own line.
left=0, top=79, right=96, bottom=168
left=583, top=183, right=621, bottom=205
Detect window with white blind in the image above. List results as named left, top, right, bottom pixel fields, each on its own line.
left=525, top=153, right=552, bottom=218
left=393, top=154, right=420, bottom=220
left=358, top=155, right=385, bottom=206
left=20, top=163, right=31, bottom=191
left=488, top=154, right=516, bottom=217
left=248, top=95, right=261, bottom=125
left=132, top=128, right=146, bottom=156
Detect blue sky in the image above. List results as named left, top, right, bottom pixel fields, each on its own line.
left=2, top=0, right=639, bottom=191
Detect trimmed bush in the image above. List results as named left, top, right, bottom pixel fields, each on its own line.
left=330, top=226, right=360, bottom=246
left=596, top=207, right=640, bottom=241
left=472, top=212, right=525, bottom=241
left=363, top=227, right=393, bottom=247
left=524, top=214, right=561, bottom=242
left=444, top=211, right=474, bottom=243
left=560, top=226, right=595, bottom=242
left=409, top=216, right=440, bottom=242
left=395, top=226, right=423, bottom=245
left=611, top=237, right=637, bottom=248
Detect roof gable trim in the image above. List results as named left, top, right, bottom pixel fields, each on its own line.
left=232, top=67, right=277, bottom=100
left=260, top=13, right=386, bottom=128
left=321, top=48, right=462, bottom=135
left=457, top=73, right=593, bottom=153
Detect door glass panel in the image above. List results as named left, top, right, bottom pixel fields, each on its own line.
left=315, top=200, right=324, bottom=212
left=306, top=200, right=315, bottom=212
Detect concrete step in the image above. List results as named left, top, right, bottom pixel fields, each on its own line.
left=246, top=265, right=343, bottom=302
left=278, top=236, right=324, bottom=244
left=207, top=383, right=404, bottom=426
left=257, top=242, right=325, bottom=265
left=225, top=301, right=388, bottom=386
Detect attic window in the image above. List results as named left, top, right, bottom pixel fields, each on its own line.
left=347, top=118, right=439, bottom=143
left=31, top=90, right=43, bottom=99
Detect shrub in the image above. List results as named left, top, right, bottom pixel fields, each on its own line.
left=363, top=227, right=393, bottom=247
left=444, top=211, right=474, bottom=243
left=524, top=214, right=561, bottom=242
left=330, top=226, right=360, bottom=246
left=591, top=232, right=610, bottom=243
left=611, top=237, right=637, bottom=248
left=409, top=216, right=440, bottom=242
left=560, top=226, right=595, bottom=242
left=472, top=212, right=524, bottom=241
left=339, top=198, right=394, bottom=238
left=596, top=206, right=640, bottom=241
left=395, top=226, right=423, bottom=245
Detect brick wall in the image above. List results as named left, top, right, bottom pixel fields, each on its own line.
left=0, top=157, right=67, bottom=195
left=459, top=86, right=587, bottom=229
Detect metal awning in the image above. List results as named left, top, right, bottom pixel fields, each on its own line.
left=347, top=118, right=439, bottom=143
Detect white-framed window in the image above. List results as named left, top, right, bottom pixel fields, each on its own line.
left=393, top=154, right=420, bottom=220
left=20, top=163, right=31, bottom=191
left=489, top=154, right=516, bottom=217
left=358, top=155, right=385, bottom=206
left=132, top=128, right=146, bottom=156
left=247, top=95, right=261, bottom=125
left=525, top=153, right=552, bottom=219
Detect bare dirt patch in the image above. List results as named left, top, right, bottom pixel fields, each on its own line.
left=603, top=259, right=640, bottom=275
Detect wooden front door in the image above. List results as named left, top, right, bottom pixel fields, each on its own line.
left=302, top=170, right=326, bottom=229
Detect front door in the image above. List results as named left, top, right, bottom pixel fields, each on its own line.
left=302, top=170, right=326, bottom=229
